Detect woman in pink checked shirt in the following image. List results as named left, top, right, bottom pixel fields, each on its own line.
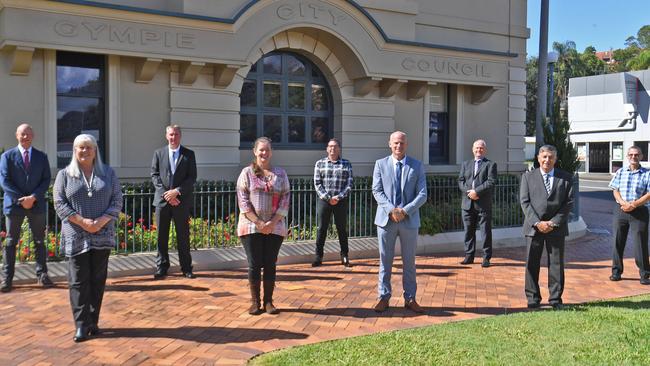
left=236, top=137, right=290, bottom=315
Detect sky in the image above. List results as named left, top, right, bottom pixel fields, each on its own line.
left=526, top=0, right=648, bottom=57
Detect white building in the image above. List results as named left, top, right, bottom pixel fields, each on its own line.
left=568, top=70, right=650, bottom=173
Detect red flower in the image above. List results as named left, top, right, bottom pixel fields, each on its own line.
left=128, top=229, right=134, bottom=234
left=48, top=250, right=55, bottom=257
left=0, top=231, right=6, bottom=238
left=142, top=225, right=147, bottom=230
left=22, top=247, right=29, bottom=254
left=225, top=233, right=231, bottom=241
left=137, top=218, right=145, bottom=223
left=19, top=239, right=23, bottom=244
left=150, top=225, right=157, bottom=231
left=119, top=242, right=126, bottom=249
left=127, top=221, right=133, bottom=227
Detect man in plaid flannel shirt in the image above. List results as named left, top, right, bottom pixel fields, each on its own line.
left=312, top=138, right=354, bottom=267
left=609, top=145, right=650, bottom=285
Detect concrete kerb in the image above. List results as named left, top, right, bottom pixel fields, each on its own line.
left=9, top=217, right=587, bottom=285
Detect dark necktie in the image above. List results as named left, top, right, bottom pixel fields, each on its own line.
left=472, top=159, right=481, bottom=189
left=23, top=150, right=30, bottom=173
left=544, top=174, right=551, bottom=195
left=395, top=161, right=402, bottom=206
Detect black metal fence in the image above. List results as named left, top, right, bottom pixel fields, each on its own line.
left=0, top=174, right=542, bottom=263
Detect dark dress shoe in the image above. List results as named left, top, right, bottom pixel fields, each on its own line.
left=527, top=303, right=540, bottom=309
left=460, top=256, right=474, bottom=265
left=341, top=255, right=352, bottom=267
left=481, top=259, right=491, bottom=268
left=311, top=256, right=323, bottom=267
left=153, top=271, right=167, bottom=280
left=0, top=280, right=12, bottom=293
left=404, top=299, right=424, bottom=313
left=38, top=274, right=55, bottom=288
left=551, top=303, right=564, bottom=311
left=373, top=298, right=389, bottom=313
left=73, top=327, right=88, bottom=343
left=88, top=324, right=100, bottom=336
left=609, top=274, right=622, bottom=281
left=183, top=272, right=196, bottom=279
left=641, top=277, right=650, bottom=285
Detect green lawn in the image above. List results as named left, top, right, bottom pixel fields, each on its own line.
left=251, top=294, right=650, bottom=365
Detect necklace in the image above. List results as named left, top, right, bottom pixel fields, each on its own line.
left=82, top=170, right=94, bottom=197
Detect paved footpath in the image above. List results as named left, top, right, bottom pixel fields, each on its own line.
left=1, top=231, right=649, bottom=365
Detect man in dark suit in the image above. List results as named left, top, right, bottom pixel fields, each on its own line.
left=372, top=131, right=427, bottom=313
left=458, top=139, right=497, bottom=267
left=0, top=123, right=53, bottom=292
left=151, top=125, right=197, bottom=279
left=520, top=145, right=574, bottom=310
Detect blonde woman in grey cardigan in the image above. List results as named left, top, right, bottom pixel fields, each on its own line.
left=53, top=134, right=122, bottom=342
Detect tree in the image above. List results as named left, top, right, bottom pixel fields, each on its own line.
left=581, top=46, right=606, bottom=75
left=525, top=56, right=538, bottom=136
left=627, top=50, right=650, bottom=70
left=610, top=46, right=641, bottom=72
left=636, top=25, right=650, bottom=48
left=543, top=110, right=580, bottom=175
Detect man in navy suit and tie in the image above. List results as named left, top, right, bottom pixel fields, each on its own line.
left=151, top=125, right=197, bottom=279
left=0, top=123, right=53, bottom=292
left=458, top=139, right=497, bottom=267
left=372, top=131, right=427, bottom=313
left=520, top=145, right=574, bottom=310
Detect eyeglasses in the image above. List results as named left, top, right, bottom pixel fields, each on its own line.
left=628, top=154, right=641, bottom=157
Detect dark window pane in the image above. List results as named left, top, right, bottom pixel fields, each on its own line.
left=56, top=96, right=103, bottom=167
left=263, top=54, right=282, bottom=74
left=312, top=68, right=319, bottom=78
left=240, top=114, right=257, bottom=143
left=263, top=81, right=281, bottom=108
left=288, top=116, right=305, bottom=143
left=250, top=62, right=257, bottom=73
left=56, top=66, right=102, bottom=95
left=312, top=85, right=328, bottom=111
left=263, top=115, right=282, bottom=143
left=286, top=55, right=305, bottom=76
left=634, top=141, right=649, bottom=161
left=311, top=117, right=328, bottom=143
left=241, top=80, right=257, bottom=107
left=288, top=83, right=305, bottom=110
left=429, top=112, right=449, bottom=164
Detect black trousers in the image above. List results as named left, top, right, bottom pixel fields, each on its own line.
left=155, top=204, right=193, bottom=273
left=461, top=205, right=493, bottom=260
left=525, top=233, right=565, bottom=305
left=241, top=234, right=283, bottom=282
left=68, top=249, right=110, bottom=329
left=612, top=206, right=649, bottom=278
left=2, top=212, right=47, bottom=281
left=314, top=198, right=349, bottom=257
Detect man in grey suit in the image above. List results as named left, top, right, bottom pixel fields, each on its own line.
left=151, top=125, right=197, bottom=279
left=0, top=124, right=53, bottom=292
left=520, top=145, right=574, bottom=310
left=458, top=139, right=497, bottom=267
left=372, top=131, right=427, bottom=313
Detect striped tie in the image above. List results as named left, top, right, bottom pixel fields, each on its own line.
left=544, top=174, right=551, bottom=195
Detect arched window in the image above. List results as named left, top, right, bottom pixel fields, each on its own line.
left=239, top=52, right=333, bottom=148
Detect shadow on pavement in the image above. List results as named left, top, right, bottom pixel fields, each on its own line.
left=97, top=326, right=308, bottom=343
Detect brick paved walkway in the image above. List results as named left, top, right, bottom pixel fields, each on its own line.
left=1, top=231, right=649, bottom=365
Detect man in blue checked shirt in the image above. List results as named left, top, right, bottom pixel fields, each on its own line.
left=312, top=138, right=354, bottom=267
left=609, top=146, right=650, bottom=285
